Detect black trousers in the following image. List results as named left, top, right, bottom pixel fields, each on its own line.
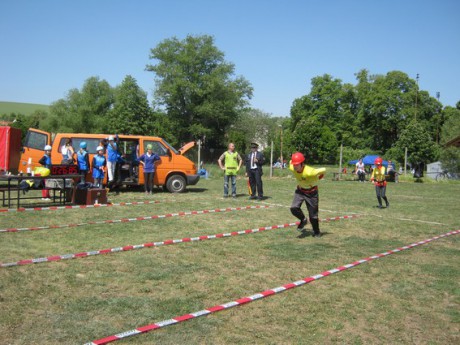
left=248, top=168, right=263, bottom=197
left=144, top=172, right=154, bottom=192
left=357, top=171, right=366, bottom=181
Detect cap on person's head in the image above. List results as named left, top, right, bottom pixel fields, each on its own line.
left=250, top=143, right=259, bottom=149
left=44, top=145, right=52, bottom=151
left=147, top=144, right=153, bottom=150
left=108, top=135, right=114, bottom=141
left=96, top=146, right=103, bottom=151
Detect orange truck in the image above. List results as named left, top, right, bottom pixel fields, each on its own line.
left=18, top=128, right=199, bottom=193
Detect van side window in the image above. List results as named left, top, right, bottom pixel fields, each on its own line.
left=144, top=141, right=168, bottom=156
left=24, top=131, right=47, bottom=151
left=71, top=138, right=100, bottom=154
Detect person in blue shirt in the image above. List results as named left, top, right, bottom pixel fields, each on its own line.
left=77, top=142, right=90, bottom=183
left=138, top=144, right=161, bottom=195
left=92, top=146, right=107, bottom=188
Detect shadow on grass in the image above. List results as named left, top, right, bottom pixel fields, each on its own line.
left=297, top=231, right=332, bottom=239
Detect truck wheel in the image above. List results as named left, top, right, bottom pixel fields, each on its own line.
left=166, top=174, right=186, bottom=193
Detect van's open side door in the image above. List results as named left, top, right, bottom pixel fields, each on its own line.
left=19, top=128, right=51, bottom=171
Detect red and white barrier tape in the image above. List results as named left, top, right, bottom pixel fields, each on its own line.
left=84, top=229, right=460, bottom=345
left=0, top=200, right=161, bottom=213
left=0, top=215, right=359, bottom=268
left=0, top=205, right=270, bottom=233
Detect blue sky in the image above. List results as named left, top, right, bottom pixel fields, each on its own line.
left=1, top=0, right=459, bottom=117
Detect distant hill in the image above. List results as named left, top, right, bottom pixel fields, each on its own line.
left=0, top=101, right=50, bottom=116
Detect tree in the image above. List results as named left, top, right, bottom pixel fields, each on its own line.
left=43, top=76, right=113, bottom=133
left=391, top=120, right=439, bottom=165
left=108, top=75, right=153, bottom=135
left=226, top=108, right=280, bottom=155
left=0, top=110, right=48, bottom=140
left=439, top=106, right=460, bottom=173
left=289, top=74, right=343, bottom=163
left=440, top=106, right=460, bottom=142
left=289, top=115, right=338, bottom=164
left=146, top=35, right=253, bottom=148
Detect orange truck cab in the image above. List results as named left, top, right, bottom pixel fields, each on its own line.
left=19, top=129, right=199, bottom=193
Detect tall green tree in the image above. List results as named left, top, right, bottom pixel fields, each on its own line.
left=390, top=120, right=439, bottom=165
left=226, top=108, right=280, bottom=155
left=146, top=35, right=253, bottom=147
left=439, top=105, right=460, bottom=173
left=108, top=75, right=152, bottom=135
left=43, top=76, right=113, bottom=133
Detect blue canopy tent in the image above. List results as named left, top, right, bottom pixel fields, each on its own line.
left=349, top=155, right=389, bottom=167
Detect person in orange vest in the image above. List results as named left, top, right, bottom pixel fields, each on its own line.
left=370, top=157, right=389, bottom=208
left=289, top=152, right=326, bottom=237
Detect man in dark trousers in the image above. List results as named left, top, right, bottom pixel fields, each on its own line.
left=245, top=143, right=265, bottom=200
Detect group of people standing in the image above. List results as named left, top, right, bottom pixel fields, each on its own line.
left=218, top=143, right=395, bottom=238
left=218, top=142, right=265, bottom=200
left=39, top=136, right=162, bottom=196
left=218, top=143, right=326, bottom=237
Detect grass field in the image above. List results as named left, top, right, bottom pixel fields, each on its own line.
left=0, top=101, right=49, bottom=116
left=0, top=167, right=459, bottom=344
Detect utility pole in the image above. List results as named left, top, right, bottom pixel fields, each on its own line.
left=278, top=125, right=283, bottom=169
left=197, top=139, right=201, bottom=169
left=436, top=92, right=441, bottom=144
left=270, top=141, right=274, bottom=178
left=404, top=147, right=408, bottom=175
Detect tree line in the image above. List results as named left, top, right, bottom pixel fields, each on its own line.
left=1, top=34, right=459, bottom=172
left=284, top=70, right=459, bottom=171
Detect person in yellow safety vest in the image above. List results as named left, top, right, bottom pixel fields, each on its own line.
left=370, top=157, right=389, bottom=209
left=289, top=152, right=326, bottom=237
left=218, top=143, right=243, bottom=198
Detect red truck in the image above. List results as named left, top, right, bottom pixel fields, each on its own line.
left=0, top=125, right=22, bottom=174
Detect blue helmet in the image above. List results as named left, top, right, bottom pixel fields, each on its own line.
left=80, top=142, right=87, bottom=149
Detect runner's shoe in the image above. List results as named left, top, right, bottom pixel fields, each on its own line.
left=297, top=218, right=307, bottom=232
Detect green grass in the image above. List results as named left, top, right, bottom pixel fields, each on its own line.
left=0, top=101, right=49, bottom=116
left=0, top=167, right=459, bottom=344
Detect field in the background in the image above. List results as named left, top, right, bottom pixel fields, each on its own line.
left=0, top=168, right=459, bottom=344
left=0, top=101, right=49, bottom=115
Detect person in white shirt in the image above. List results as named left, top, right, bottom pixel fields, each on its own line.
left=355, top=158, right=366, bottom=182
left=61, top=138, right=74, bottom=164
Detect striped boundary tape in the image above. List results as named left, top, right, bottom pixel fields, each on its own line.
left=0, top=215, right=359, bottom=268
left=0, top=205, right=270, bottom=233
left=0, top=200, right=161, bottom=213
left=84, top=229, right=460, bottom=345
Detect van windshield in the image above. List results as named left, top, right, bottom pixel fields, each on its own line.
left=24, top=131, right=47, bottom=151
left=163, top=140, right=179, bottom=155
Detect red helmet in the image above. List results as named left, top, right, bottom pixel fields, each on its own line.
left=374, top=157, right=383, bottom=166
left=291, top=152, right=305, bottom=165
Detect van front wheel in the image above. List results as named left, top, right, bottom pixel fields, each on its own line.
left=166, top=175, right=186, bottom=193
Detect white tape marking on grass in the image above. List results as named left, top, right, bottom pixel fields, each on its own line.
left=84, top=229, right=460, bottom=345
left=0, top=200, right=162, bottom=213
left=0, top=205, right=270, bottom=233
left=0, top=215, right=360, bottom=268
